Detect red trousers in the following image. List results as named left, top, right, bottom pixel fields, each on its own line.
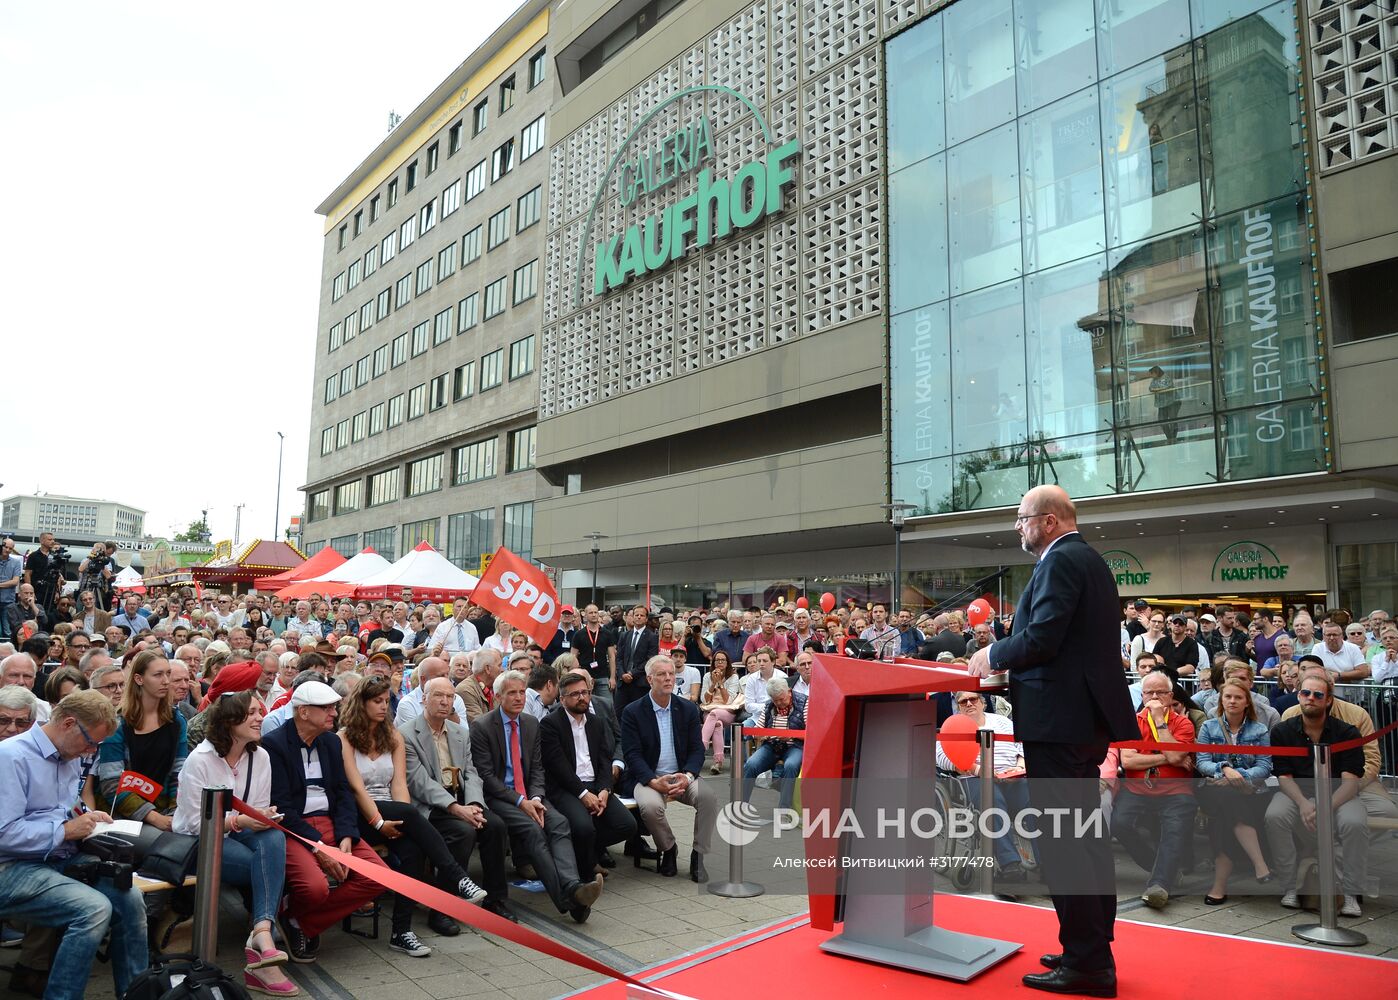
left=282, top=815, right=388, bottom=938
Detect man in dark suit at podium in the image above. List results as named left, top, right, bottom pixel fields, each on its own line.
left=969, top=485, right=1137, bottom=998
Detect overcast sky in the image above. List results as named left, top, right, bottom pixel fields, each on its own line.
left=0, top=0, right=520, bottom=546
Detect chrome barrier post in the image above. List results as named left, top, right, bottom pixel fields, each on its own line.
left=708, top=722, right=764, bottom=898
left=1293, top=744, right=1367, bottom=947
left=191, top=786, right=229, bottom=961
left=977, top=728, right=996, bottom=896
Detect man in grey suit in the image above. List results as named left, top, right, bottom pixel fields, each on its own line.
left=470, top=669, right=605, bottom=923
left=402, top=677, right=514, bottom=923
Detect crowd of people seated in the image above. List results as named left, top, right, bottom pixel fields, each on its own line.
left=0, top=584, right=1393, bottom=997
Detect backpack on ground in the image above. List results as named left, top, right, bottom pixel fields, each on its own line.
left=122, top=953, right=251, bottom=1000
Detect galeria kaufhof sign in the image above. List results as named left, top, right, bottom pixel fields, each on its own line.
left=578, top=86, right=800, bottom=298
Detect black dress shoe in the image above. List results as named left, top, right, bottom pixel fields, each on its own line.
left=624, top=837, right=659, bottom=861
left=658, top=845, right=679, bottom=877
left=1040, top=954, right=1062, bottom=969
left=428, top=910, right=460, bottom=936
left=482, top=898, right=520, bottom=923
left=1023, top=966, right=1116, bottom=998
left=998, top=861, right=1027, bottom=883
left=689, top=850, right=708, bottom=883
left=597, top=849, right=617, bottom=869
left=570, top=903, right=592, bottom=924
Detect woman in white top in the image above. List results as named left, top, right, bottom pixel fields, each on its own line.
left=699, top=650, right=744, bottom=773
left=174, top=691, right=299, bottom=997
left=338, top=675, right=487, bottom=958
left=482, top=619, right=514, bottom=656
left=1128, top=611, right=1167, bottom=661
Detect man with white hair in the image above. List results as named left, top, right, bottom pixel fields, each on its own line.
left=286, top=601, right=320, bottom=644
left=1, top=654, right=49, bottom=723
left=0, top=684, right=38, bottom=739
left=429, top=601, right=482, bottom=658
left=456, top=647, right=502, bottom=723
left=395, top=656, right=468, bottom=727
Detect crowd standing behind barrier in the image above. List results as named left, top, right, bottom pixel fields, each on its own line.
left=0, top=581, right=1393, bottom=996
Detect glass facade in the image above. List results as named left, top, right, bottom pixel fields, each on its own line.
left=888, top=0, right=1323, bottom=515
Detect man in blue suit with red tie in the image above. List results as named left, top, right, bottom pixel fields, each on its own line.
left=969, top=486, right=1137, bottom=998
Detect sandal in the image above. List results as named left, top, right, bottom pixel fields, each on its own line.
left=244, top=967, right=301, bottom=996
left=245, top=931, right=288, bottom=969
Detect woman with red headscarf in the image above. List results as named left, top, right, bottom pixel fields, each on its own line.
left=186, top=660, right=264, bottom=750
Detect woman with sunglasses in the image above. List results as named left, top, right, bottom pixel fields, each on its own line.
left=338, top=675, right=488, bottom=957
left=175, top=691, right=299, bottom=996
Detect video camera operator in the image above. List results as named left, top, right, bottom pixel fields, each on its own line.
left=77, top=542, right=117, bottom=611
left=0, top=688, right=149, bottom=1000
left=22, top=533, right=67, bottom=615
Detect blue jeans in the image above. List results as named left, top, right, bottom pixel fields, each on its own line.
left=743, top=743, right=803, bottom=810
left=221, top=827, right=287, bottom=926
left=0, top=855, right=148, bottom=1000
left=963, top=775, right=1038, bottom=867
left=1112, top=789, right=1197, bottom=890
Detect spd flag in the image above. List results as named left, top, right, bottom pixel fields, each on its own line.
left=471, top=547, right=560, bottom=648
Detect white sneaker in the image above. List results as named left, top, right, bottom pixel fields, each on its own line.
left=457, top=875, right=489, bottom=904
left=1340, top=895, right=1362, bottom=918
left=1279, top=890, right=1300, bottom=909
left=755, top=772, right=774, bottom=789
left=389, top=931, right=432, bottom=957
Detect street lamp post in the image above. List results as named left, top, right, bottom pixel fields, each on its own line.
left=274, top=432, right=285, bottom=541
left=882, top=502, right=917, bottom=615
left=584, top=531, right=607, bottom=605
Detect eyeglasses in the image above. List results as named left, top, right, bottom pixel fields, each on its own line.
left=1013, top=512, right=1050, bottom=525
left=1297, top=689, right=1328, bottom=699
left=97, top=681, right=125, bottom=694
left=0, top=714, right=34, bottom=730
left=73, top=720, right=102, bottom=752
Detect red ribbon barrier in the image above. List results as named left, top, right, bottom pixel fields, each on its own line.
left=229, top=798, right=684, bottom=997
left=742, top=727, right=808, bottom=738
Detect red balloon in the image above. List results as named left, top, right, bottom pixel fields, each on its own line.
left=939, top=713, right=982, bottom=772
left=819, top=592, right=836, bottom=614
left=796, top=596, right=809, bottom=609
left=966, top=599, right=993, bottom=627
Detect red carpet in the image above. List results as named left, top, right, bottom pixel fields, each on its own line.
left=571, top=896, right=1396, bottom=999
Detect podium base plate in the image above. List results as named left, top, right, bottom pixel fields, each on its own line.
left=820, top=924, right=1020, bottom=982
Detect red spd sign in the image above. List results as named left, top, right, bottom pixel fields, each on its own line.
left=472, top=547, right=560, bottom=648
left=117, top=770, right=163, bottom=803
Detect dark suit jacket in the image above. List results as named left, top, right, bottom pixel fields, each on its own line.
left=988, top=532, right=1138, bottom=745
left=264, top=720, right=360, bottom=844
left=469, top=706, right=545, bottom=806
left=539, top=708, right=616, bottom=799
left=543, top=627, right=577, bottom=665
left=619, top=693, right=704, bottom=794
left=615, top=627, right=658, bottom=683
left=917, top=630, right=966, bottom=662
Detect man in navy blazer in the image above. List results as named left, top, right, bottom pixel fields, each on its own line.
left=620, top=654, right=716, bottom=882
left=970, top=486, right=1137, bottom=999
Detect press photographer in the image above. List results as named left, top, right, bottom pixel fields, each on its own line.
left=78, top=541, right=117, bottom=610
left=22, top=533, right=67, bottom=614
left=0, top=688, right=149, bottom=1000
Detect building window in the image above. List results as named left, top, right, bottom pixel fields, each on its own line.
left=340, top=365, right=354, bottom=395
left=447, top=509, right=494, bottom=571
left=320, top=427, right=334, bottom=455
left=472, top=99, right=488, bottom=136
left=452, top=438, right=496, bottom=484
left=368, top=401, right=385, bottom=435
left=466, top=160, right=487, bottom=201
left=359, top=300, right=374, bottom=332
left=488, top=207, right=511, bottom=250
left=351, top=410, right=368, bottom=442
left=507, top=426, right=536, bottom=471
left=391, top=332, right=408, bottom=367
left=484, top=277, right=507, bottom=319
left=442, top=178, right=462, bottom=217
left=324, top=375, right=338, bottom=404
left=426, top=142, right=439, bottom=176
left=362, top=526, right=396, bottom=561
left=363, top=244, right=378, bottom=278
left=402, top=517, right=438, bottom=551
left=480, top=348, right=503, bottom=390
left=388, top=394, right=405, bottom=427
left=407, top=454, right=443, bottom=496
left=462, top=226, right=482, bottom=263
left=308, top=490, right=330, bottom=522
left=356, top=355, right=371, bottom=386
left=353, top=210, right=363, bottom=237
left=387, top=178, right=399, bottom=208
left=377, top=287, right=391, bottom=321
left=368, top=468, right=400, bottom=506
left=395, top=272, right=412, bottom=309
left=512, top=259, right=538, bottom=304
left=408, top=383, right=426, bottom=419
left=528, top=48, right=547, bottom=89
left=438, top=242, right=457, bottom=279
left=329, top=534, right=359, bottom=557
left=332, top=272, right=347, bottom=301
left=411, top=321, right=430, bottom=356
left=453, top=361, right=476, bottom=400
left=503, top=501, right=533, bottom=561
left=405, top=159, right=418, bottom=192
left=508, top=334, right=535, bottom=378
left=416, top=258, right=434, bottom=294
left=343, top=311, right=358, bottom=342
left=492, top=139, right=515, bottom=181
left=328, top=322, right=343, bottom=353
left=400, top=215, right=416, bottom=249
left=302, top=540, right=326, bottom=556
left=372, top=344, right=389, bottom=378
left=433, top=307, right=453, bottom=345
left=337, top=224, right=346, bottom=250
left=336, top=418, right=350, bottom=449
left=516, top=186, right=541, bottom=232
left=499, top=74, right=515, bottom=113
left=448, top=121, right=463, bottom=156
left=381, top=231, right=397, bottom=264
left=520, top=115, right=545, bottom=161
left=430, top=372, right=449, bottom=410
left=347, top=259, right=361, bottom=290
left=458, top=293, right=479, bottom=332
left=420, top=199, right=437, bottom=234
left=369, top=194, right=381, bottom=223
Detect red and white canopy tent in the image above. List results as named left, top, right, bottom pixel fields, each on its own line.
left=113, top=566, right=146, bottom=593
left=352, top=542, right=481, bottom=601
left=273, top=547, right=392, bottom=601
left=253, top=546, right=346, bottom=592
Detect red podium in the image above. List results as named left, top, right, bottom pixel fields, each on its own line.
left=803, top=653, right=1020, bottom=980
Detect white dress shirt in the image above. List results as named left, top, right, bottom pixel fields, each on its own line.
left=1371, top=647, right=1398, bottom=684
left=570, top=712, right=594, bottom=784
left=394, top=685, right=468, bottom=727
left=430, top=618, right=481, bottom=655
